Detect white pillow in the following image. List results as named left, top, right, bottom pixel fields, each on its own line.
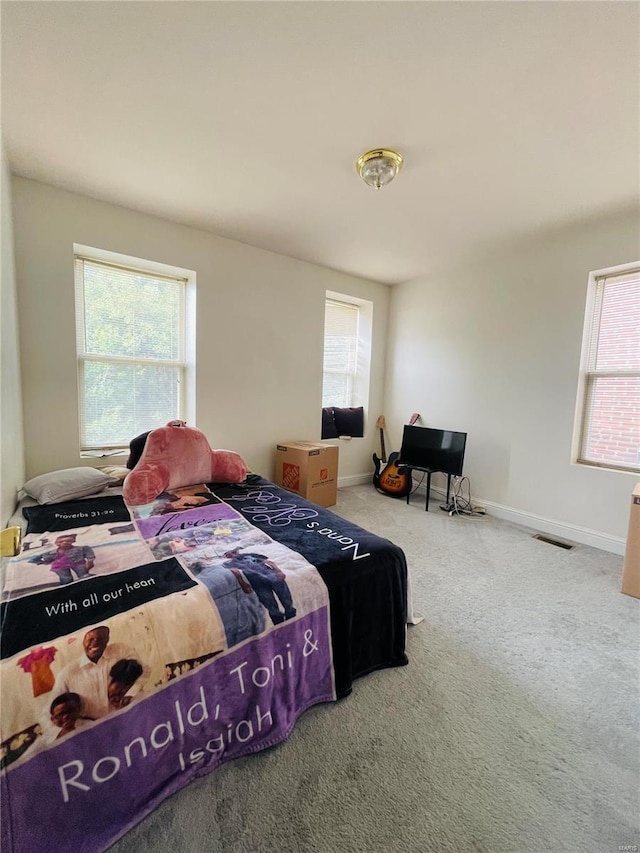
left=98, top=465, right=129, bottom=483
left=22, top=467, right=117, bottom=504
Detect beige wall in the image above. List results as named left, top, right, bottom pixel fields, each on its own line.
left=11, top=177, right=390, bottom=487
left=384, top=207, right=639, bottom=548
left=1, top=147, right=25, bottom=525
left=9, top=174, right=638, bottom=551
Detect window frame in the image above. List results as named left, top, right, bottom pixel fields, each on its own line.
left=572, top=261, right=640, bottom=475
left=321, top=291, right=373, bottom=434
left=74, top=245, right=196, bottom=454
left=322, top=297, right=361, bottom=409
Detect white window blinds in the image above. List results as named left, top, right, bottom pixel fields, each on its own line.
left=75, top=257, right=186, bottom=451
left=578, top=267, right=640, bottom=472
left=322, top=299, right=359, bottom=408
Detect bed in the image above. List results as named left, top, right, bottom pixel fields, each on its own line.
left=0, top=470, right=409, bottom=853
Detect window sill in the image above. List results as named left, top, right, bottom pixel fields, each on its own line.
left=572, top=459, right=640, bottom=476
left=80, top=450, right=128, bottom=459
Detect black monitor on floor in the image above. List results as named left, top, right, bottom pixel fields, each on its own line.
left=399, top=426, right=467, bottom=476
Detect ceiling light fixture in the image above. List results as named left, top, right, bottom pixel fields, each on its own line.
left=356, top=148, right=404, bottom=190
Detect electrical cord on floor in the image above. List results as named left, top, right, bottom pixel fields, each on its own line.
left=440, top=476, right=486, bottom=518
left=409, top=471, right=426, bottom=496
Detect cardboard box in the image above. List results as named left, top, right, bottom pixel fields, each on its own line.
left=621, top=483, right=640, bottom=599
left=274, top=442, right=338, bottom=507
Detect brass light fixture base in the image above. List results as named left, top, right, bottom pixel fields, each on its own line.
left=356, top=149, right=404, bottom=189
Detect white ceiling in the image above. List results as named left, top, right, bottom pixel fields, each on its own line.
left=2, top=1, right=638, bottom=285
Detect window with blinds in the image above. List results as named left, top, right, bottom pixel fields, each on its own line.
left=575, top=264, right=640, bottom=473
left=75, top=255, right=187, bottom=451
left=322, top=298, right=360, bottom=408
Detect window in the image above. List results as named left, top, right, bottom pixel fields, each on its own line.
left=321, top=292, right=372, bottom=438
left=573, top=263, right=640, bottom=473
left=75, top=248, right=193, bottom=452
left=322, top=298, right=360, bottom=407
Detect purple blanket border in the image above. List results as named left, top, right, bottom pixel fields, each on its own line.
left=1, top=609, right=334, bottom=853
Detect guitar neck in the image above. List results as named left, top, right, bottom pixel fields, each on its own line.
left=379, top=429, right=387, bottom=463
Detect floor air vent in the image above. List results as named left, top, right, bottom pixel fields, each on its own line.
left=532, top=533, right=574, bottom=550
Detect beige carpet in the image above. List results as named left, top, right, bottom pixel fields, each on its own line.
left=111, top=484, right=640, bottom=853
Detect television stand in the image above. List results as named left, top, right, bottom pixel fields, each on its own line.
left=404, top=467, right=453, bottom=512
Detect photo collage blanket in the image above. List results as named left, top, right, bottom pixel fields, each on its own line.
left=0, top=483, right=335, bottom=853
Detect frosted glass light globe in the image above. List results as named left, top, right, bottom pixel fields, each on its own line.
left=356, top=149, right=404, bottom=190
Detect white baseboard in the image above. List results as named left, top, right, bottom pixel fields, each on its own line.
left=425, top=484, right=625, bottom=556
left=338, top=476, right=625, bottom=556
left=482, top=501, right=625, bottom=555
left=338, top=473, right=373, bottom=488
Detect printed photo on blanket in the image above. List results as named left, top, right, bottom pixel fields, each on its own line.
left=1, top=613, right=155, bottom=768
left=1, top=586, right=228, bottom=769
left=1, top=523, right=153, bottom=602
left=148, top=518, right=271, bottom=561
left=129, top=484, right=221, bottom=520
left=181, top=539, right=329, bottom=639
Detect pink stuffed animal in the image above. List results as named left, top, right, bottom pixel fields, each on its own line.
left=123, top=420, right=247, bottom=506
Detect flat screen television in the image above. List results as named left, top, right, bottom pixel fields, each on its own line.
left=398, top=426, right=467, bottom=476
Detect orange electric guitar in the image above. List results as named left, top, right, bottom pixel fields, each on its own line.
left=372, top=414, right=420, bottom=498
